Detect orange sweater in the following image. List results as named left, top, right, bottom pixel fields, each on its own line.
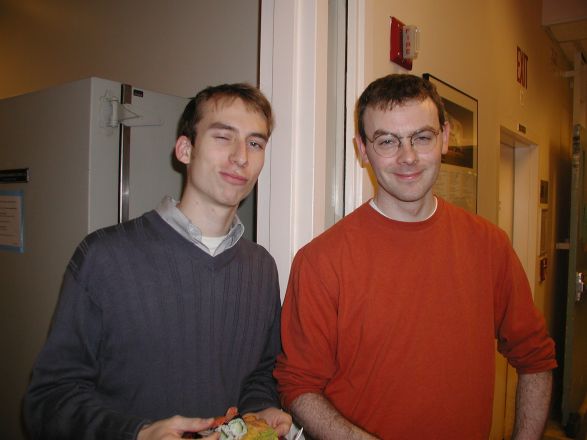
left=274, top=199, right=556, bottom=439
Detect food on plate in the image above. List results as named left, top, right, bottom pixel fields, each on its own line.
left=216, top=417, right=248, bottom=439
left=211, top=406, right=239, bottom=428
left=189, top=407, right=278, bottom=440
left=240, top=414, right=278, bottom=440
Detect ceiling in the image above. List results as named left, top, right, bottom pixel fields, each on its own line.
left=546, top=18, right=587, bottom=66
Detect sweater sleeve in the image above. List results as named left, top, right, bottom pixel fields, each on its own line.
left=493, top=237, right=557, bottom=374
left=274, top=248, right=340, bottom=409
left=238, top=257, right=282, bottom=413
left=24, top=258, right=147, bottom=440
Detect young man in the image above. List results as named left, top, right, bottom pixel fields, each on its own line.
left=274, top=74, right=556, bottom=439
left=24, top=83, right=292, bottom=440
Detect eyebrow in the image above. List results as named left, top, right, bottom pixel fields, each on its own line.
left=372, top=125, right=438, bottom=138
left=208, top=122, right=269, bottom=142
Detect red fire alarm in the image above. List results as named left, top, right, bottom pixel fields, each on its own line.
left=390, top=16, right=418, bottom=70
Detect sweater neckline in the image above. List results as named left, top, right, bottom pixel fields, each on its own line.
left=369, top=196, right=438, bottom=221
left=144, top=210, right=240, bottom=269
left=363, top=197, right=445, bottom=231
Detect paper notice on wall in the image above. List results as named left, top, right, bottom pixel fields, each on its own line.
left=433, top=166, right=477, bottom=214
left=0, top=190, right=24, bottom=252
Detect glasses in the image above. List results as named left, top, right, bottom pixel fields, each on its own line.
left=365, top=128, right=441, bottom=158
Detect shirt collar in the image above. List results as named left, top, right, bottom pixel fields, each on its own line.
left=155, top=196, right=245, bottom=255
left=369, top=196, right=438, bottom=221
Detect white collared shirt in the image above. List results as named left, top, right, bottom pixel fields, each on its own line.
left=155, top=196, right=245, bottom=256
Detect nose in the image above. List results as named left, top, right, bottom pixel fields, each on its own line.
left=230, top=139, right=248, bottom=167
left=396, top=139, right=418, bottom=164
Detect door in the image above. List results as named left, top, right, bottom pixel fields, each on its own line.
left=563, top=123, right=587, bottom=431
left=493, top=131, right=540, bottom=439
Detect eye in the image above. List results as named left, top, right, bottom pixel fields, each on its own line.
left=211, top=129, right=236, bottom=144
left=376, top=136, right=399, bottom=147
left=248, top=139, right=266, bottom=151
left=214, top=135, right=231, bottom=143
left=412, top=131, right=435, bottom=144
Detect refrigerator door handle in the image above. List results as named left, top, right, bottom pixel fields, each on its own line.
left=118, top=84, right=132, bottom=223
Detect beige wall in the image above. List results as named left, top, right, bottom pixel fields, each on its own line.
left=362, top=0, right=572, bottom=219
left=0, top=0, right=260, bottom=98
left=0, top=1, right=260, bottom=439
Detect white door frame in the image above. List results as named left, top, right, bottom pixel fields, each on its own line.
left=258, top=0, right=330, bottom=298
left=344, top=0, right=372, bottom=214
left=500, top=127, right=540, bottom=294
left=491, top=129, right=540, bottom=439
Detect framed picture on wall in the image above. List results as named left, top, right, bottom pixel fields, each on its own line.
left=423, top=73, right=478, bottom=213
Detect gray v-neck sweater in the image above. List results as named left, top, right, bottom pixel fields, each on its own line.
left=24, top=210, right=281, bottom=440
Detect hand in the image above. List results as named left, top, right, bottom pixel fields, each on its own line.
left=245, top=407, right=293, bottom=437
left=137, top=415, right=220, bottom=440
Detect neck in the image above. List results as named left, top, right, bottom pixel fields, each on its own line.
left=374, top=193, right=437, bottom=222
left=177, top=198, right=237, bottom=237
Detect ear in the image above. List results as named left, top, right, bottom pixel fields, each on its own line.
left=175, top=135, right=192, bottom=165
left=440, top=122, right=450, bottom=155
left=355, top=135, right=370, bottom=166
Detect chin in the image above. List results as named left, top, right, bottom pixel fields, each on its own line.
left=220, top=195, right=246, bottom=208
left=384, top=186, right=423, bottom=200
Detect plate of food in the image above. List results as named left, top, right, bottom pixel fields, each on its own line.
left=184, top=407, right=279, bottom=440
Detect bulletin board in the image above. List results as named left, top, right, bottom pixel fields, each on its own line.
left=0, top=190, right=24, bottom=253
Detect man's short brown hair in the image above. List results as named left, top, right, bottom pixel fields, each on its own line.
left=177, top=83, right=274, bottom=145
left=357, top=74, right=446, bottom=143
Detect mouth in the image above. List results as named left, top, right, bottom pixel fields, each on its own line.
left=394, top=170, right=423, bottom=181
left=220, top=171, right=248, bottom=185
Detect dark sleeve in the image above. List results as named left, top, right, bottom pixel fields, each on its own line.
left=238, top=258, right=282, bottom=413
left=23, top=254, right=148, bottom=440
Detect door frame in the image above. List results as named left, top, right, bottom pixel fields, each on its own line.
left=561, top=46, right=587, bottom=430
left=500, top=127, right=540, bottom=294
left=562, top=123, right=587, bottom=428
left=493, top=127, right=540, bottom=439
left=258, top=0, right=361, bottom=297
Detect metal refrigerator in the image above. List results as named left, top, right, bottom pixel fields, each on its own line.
left=0, top=77, right=188, bottom=439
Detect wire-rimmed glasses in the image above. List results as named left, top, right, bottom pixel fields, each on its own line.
left=365, top=127, right=441, bottom=158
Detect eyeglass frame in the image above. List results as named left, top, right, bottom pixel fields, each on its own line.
left=364, top=126, right=443, bottom=158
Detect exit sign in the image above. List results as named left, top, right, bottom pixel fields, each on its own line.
left=517, top=46, right=528, bottom=88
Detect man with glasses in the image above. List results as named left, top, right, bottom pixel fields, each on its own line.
left=274, top=74, right=555, bottom=439
left=25, top=83, right=292, bottom=440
